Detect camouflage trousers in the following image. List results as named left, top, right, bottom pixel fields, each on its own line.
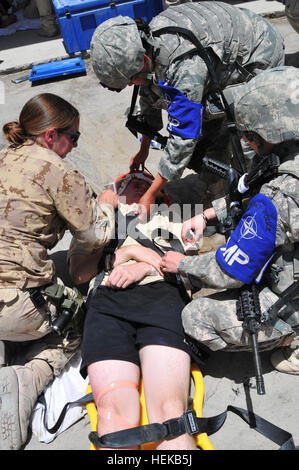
left=23, top=0, right=57, bottom=33
left=182, top=286, right=296, bottom=352
left=286, top=0, right=299, bottom=33
left=0, top=280, right=81, bottom=376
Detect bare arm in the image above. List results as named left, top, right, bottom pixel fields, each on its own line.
left=105, top=262, right=153, bottom=289
left=129, top=135, right=151, bottom=171
left=114, top=244, right=163, bottom=275
left=69, top=250, right=103, bottom=285
left=137, top=172, right=168, bottom=220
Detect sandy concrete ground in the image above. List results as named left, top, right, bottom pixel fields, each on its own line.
left=0, top=2, right=298, bottom=452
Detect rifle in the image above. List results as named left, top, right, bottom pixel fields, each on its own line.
left=236, top=284, right=265, bottom=395
left=202, top=154, right=280, bottom=236
left=125, top=83, right=168, bottom=149
left=126, top=114, right=168, bottom=149
left=202, top=154, right=280, bottom=395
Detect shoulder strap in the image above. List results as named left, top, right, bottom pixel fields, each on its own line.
left=152, top=26, right=224, bottom=102
left=126, top=216, right=191, bottom=303
left=91, top=212, right=138, bottom=295
left=152, top=25, right=247, bottom=173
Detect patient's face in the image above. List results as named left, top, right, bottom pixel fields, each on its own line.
left=121, top=179, right=151, bottom=204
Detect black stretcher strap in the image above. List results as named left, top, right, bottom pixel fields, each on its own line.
left=38, top=392, right=94, bottom=435
left=88, top=406, right=296, bottom=450
left=38, top=389, right=296, bottom=450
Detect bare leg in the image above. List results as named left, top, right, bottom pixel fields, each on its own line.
left=88, top=360, right=140, bottom=450
left=140, top=345, right=197, bottom=450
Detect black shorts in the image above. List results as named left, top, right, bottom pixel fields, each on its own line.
left=80, top=281, right=191, bottom=378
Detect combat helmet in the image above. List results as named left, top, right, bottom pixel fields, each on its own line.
left=233, top=66, right=299, bottom=144
left=90, top=16, right=148, bottom=91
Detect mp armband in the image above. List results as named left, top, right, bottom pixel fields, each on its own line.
left=216, top=194, right=278, bottom=284
left=159, top=81, right=204, bottom=139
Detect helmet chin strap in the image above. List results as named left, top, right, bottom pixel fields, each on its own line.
left=131, top=57, right=154, bottom=82
left=136, top=27, right=159, bottom=82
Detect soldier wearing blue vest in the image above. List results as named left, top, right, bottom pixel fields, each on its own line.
left=160, top=66, right=299, bottom=375
left=90, top=2, right=285, bottom=216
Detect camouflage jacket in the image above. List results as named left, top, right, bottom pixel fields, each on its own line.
left=0, top=143, right=114, bottom=289
left=139, top=2, right=284, bottom=181
left=178, top=146, right=299, bottom=299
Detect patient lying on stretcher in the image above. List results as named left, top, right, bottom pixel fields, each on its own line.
left=68, top=170, right=198, bottom=450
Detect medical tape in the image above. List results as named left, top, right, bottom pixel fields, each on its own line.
left=96, top=380, right=139, bottom=428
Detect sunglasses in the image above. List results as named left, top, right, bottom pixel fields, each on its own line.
left=57, top=129, right=81, bottom=144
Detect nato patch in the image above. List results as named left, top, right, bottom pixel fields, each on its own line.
left=216, top=194, right=278, bottom=284
left=159, top=81, right=204, bottom=139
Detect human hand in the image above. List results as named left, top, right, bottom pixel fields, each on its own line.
left=98, top=189, right=118, bottom=208
left=129, top=150, right=149, bottom=172
left=181, top=208, right=216, bottom=244
left=105, top=262, right=151, bottom=289
left=181, top=215, right=206, bottom=245
left=160, top=251, right=186, bottom=274
left=129, top=136, right=150, bottom=171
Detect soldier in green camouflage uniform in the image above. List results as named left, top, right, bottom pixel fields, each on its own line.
left=90, top=2, right=285, bottom=213
left=160, top=66, right=299, bottom=375
left=285, top=0, right=299, bottom=33
left=0, top=93, right=116, bottom=449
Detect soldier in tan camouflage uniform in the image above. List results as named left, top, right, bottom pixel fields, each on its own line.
left=90, top=2, right=285, bottom=215
left=0, top=93, right=116, bottom=450
left=160, top=66, right=299, bottom=375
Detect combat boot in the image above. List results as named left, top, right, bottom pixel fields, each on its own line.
left=37, top=24, right=59, bottom=37
left=271, top=344, right=299, bottom=375
left=35, top=0, right=60, bottom=37
left=0, top=360, right=53, bottom=450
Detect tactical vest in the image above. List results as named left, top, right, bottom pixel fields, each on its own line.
left=271, top=151, right=299, bottom=300
left=252, top=149, right=299, bottom=331
left=150, top=2, right=251, bottom=69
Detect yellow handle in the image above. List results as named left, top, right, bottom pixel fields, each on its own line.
left=191, top=365, right=214, bottom=450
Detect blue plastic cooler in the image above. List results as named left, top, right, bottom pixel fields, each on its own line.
left=52, top=0, right=164, bottom=54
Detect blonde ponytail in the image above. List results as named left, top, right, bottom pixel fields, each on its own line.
left=2, top=121, right=29, bottom=147
left=2, top=93, right=79, bottom=148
